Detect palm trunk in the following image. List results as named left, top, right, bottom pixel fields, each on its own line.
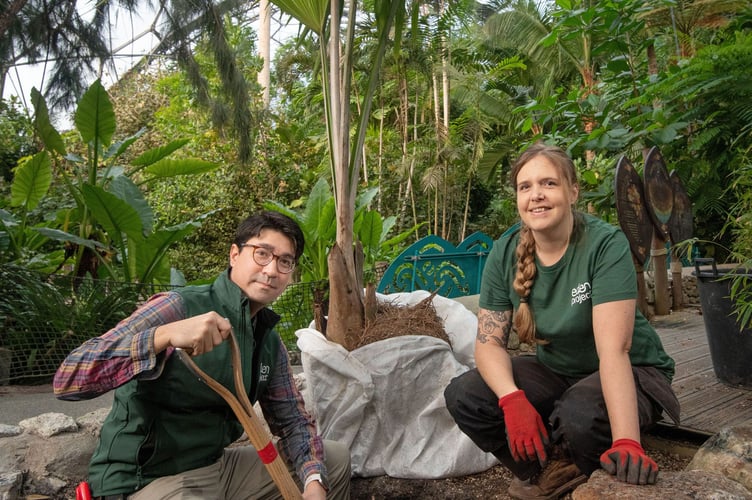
left=258, top=0, right=271, bottom=108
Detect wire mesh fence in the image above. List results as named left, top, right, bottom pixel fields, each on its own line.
left=0, top=265, right=321, bottom=384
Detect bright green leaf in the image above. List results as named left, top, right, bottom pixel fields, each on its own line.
left=11, top=151, right=52, bottom=210
left=132, top=139, right=191, bottom=166
left=109, top=176, right=154, bottom=235
left=30, top=88, right=66, bottom=156
left=143, top=159, right=218, bottom=178
left=271, top=0, right=329, bottom=34
left=75, top=79, right=116, bottom=147
left=82, top=184, right=143, bottom=241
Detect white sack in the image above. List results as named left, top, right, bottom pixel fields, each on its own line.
left=296, top=290, right=498, bottom=478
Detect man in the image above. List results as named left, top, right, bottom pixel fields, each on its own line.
left=54, top=211, right=351, bottom=499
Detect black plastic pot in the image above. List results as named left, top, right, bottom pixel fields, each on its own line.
left=694, top=258, right=752, bottom=388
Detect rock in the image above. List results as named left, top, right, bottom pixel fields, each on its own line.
left=687, top=424, right=752, bottom=492
left=18, top=413, right=77, bottom=438
left=75, top=408, right=109, bottom=436
left=0, top=425, right=21, bottom=438
left=573, top=469, right=751, bottom=499
left=0, top=429, right=96, bottom=500
left=0, top=471, right=23, bottom=500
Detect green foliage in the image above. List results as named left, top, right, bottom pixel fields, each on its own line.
left=725, top=153, right=752, bottom=330
left=0, top=265, right=151, bottom=382
left=0, top=152, right=56, bottom=267
left=264, top=177, right=423, bottom=284
left=0, top=97, right=37, bottom=184
left=574, top=153, right=617, bottom=223
left=636, top=33, right=752, bottom=252
left=0, top=80, right=220, bottom=284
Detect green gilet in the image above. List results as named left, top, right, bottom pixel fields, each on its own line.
left=89, top=270, right=280, bottom=496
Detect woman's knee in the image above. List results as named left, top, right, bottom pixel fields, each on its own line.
left=444, top=369, right=491, bottom=416
left=550, top=384, right=611, bottom=473
left=551, top=382, right=608, bottom=440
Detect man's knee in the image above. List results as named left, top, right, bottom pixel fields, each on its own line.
left=323, top=440, right=351, bottom=500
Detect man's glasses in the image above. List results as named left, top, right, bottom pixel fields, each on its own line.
left=238, top=244, right=296, bottom=274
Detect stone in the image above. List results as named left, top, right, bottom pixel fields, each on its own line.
left=0, top=425, right=21, bottom=438
left=19, top=413, right=78, bottom=439
left=75, top=408, right=109, bottom=436
left=687, top=424, right=752, bottom=492
left=1, top=430, right=96, bottom=499
left=0, top=471, right=23, bottom=500
left=572, top=469, right=751, bottom=499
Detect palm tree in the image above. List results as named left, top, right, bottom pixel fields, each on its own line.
left=483, top=1, right=578, bottom=106
left=640, top=0, right=748, bottom=59
left=271, top=0, right=402, bottom=349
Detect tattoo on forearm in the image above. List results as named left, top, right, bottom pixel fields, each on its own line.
left=477, top=310, right=512, bottom=348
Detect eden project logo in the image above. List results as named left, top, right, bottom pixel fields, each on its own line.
left=259, top=363, right=270, bottom=382
left=571, top=282, right=592, bottom=306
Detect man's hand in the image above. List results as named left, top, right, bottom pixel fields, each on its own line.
left=154, top=312, right=233, bottom=355
left=599, top=438, right=658, bottom=485
left=302, top=478, right=326, bottom=500
left=498, top=390, right=549, bottom=465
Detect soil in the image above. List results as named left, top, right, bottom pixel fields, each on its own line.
left=349, top=446, right=693, bottom=499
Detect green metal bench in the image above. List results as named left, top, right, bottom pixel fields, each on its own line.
left=376, top=231, right=495, bottom=298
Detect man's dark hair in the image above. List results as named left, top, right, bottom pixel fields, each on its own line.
left=234, top=211, right=305, bottom=260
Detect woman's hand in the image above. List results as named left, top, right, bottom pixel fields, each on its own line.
left=600, top=438, right=658, bottom=484
left=498, top=389, right=549, bottom=466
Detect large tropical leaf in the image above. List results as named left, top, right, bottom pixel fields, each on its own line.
left=34, top=228, right=108, bottom=252
left=271, top=0, right=329, bottom=34
left=355, top=210, right=382, bottom=250
left=142, top=159, right=218, bottom=179
left=304, top=177, right=337, bottom=241
left=81, top=184, right=143, bottom=242
left=263, top=180, right=335, bottom=283
left=131, top=139, right=191, bottom=167
left=30, top=88, right=66, bottom=156
left=109, top=176, right=154, bottom=235
left=134, top=213, right=218, bottom=284
left=10, top=151, right=52, bottom=210
left=74, top=79, right=116, bottom=147
left=105, top=127, right=148, bottom=161
left=134, top=225, right=197, bottom=284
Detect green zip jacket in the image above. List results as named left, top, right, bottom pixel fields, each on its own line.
left=89, top=271, right=280, bottom=495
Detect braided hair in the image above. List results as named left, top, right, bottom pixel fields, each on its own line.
left=509, top=143, right=579, bottom=344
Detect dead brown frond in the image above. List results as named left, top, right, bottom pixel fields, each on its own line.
left=354, top=292, right=452, bottom=350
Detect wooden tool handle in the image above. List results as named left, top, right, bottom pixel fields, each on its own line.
left=176, top=347, right=302, bottom=500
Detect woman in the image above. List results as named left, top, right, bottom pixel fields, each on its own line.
left=444, top=143, right=679, bottom=499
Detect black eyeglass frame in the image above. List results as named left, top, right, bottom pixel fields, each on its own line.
left=237, top=243, right=297, bottom=274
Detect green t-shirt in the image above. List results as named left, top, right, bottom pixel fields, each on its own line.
left=479, top=213, right=675, bottom=380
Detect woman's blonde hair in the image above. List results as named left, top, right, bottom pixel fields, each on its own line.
left=510, top=143, right=579, bottom=344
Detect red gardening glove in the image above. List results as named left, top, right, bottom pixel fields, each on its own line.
left=498, top=390, right=549, bottom=465
left=599, top=438, right=658, bottom=485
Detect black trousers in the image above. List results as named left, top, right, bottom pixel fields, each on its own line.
left=444, top=356, right=663, bottom=480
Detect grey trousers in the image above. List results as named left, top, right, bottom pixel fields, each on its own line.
left=444, top=356, right=672, bottom=480
left=127, top=439, right=351, bottom=500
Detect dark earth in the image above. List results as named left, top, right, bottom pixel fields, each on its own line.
left=349, top=445, right=693, bottom=499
